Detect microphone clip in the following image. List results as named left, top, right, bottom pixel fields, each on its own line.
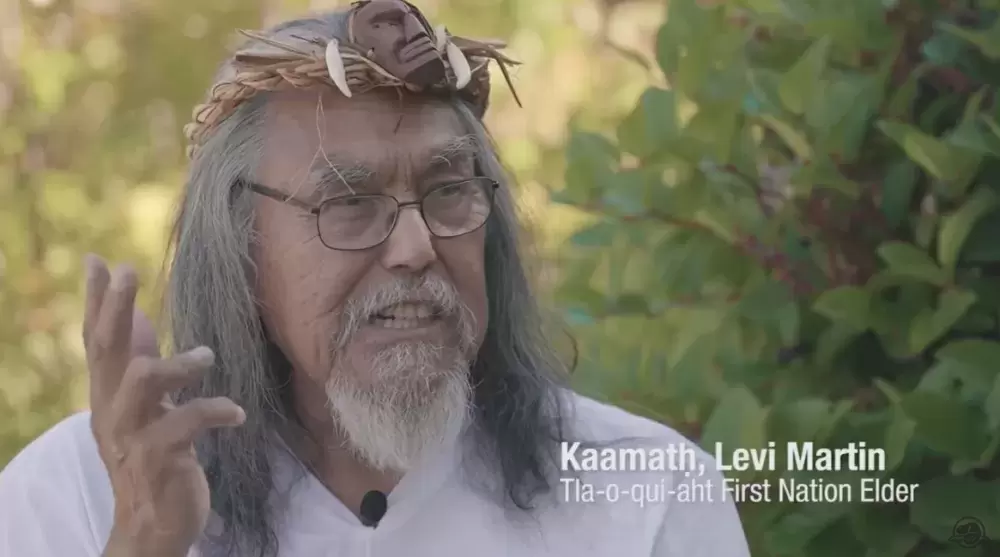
left=359, top=490, right=388, bottom=528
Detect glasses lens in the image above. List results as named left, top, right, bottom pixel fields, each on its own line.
left=423, top=178, right=493, bottom=237
left=318, top=195, right=396, bottom=250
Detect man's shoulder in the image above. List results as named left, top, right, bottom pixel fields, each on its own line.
left=0, top=410, right=109, bottom=494
left=4, top=411, right=99, bottom=466
left=0, top=411, right=113, bottom=553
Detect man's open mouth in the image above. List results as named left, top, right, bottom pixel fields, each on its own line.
left=368, top=301, right=444, bottom=329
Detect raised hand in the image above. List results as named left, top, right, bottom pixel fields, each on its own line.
left=82, top=255, right=245, bottom=557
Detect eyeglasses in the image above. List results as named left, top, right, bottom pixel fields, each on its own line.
left=242, top=177, right=499, bottom=251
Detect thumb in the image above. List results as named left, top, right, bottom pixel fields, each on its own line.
left=129, top=307, right=161, bottom=359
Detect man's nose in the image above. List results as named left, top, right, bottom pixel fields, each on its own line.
left=379, top=205, right=436, bottom=273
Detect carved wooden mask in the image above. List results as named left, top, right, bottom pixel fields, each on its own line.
left=349, top=0, right=446, bottom=88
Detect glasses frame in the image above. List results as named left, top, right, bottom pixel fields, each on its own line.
left=241, top=177, right=499, bottom=251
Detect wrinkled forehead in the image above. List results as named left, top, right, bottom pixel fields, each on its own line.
left=257, top=89, right=476, bottom=187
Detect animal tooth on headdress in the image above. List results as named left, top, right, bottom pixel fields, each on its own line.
left=324, top=38, right=352, bottom=98
left=445, top=39, right=471, bottom=89
left=434, top=24, right=447, bottom=51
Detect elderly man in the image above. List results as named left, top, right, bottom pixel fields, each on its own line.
left=0, top=2, right=749, bottom=556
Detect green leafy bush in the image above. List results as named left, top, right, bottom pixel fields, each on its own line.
left=556, top=0, right=1000, bottom=554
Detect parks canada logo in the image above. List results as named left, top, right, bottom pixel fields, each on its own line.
left=950, top=517, right=987, bottom=548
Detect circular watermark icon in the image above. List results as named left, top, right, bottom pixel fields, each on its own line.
left=949, top=516, right=987, bottom=549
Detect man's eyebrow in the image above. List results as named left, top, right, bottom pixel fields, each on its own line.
left=425, top=134, right=480, bottom=170
left=303, top=135, right=479, bottom=197
left=307, top=159, right=376, bottom=196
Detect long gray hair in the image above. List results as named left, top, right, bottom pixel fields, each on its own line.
left=164, top=10, right=571, bottom=557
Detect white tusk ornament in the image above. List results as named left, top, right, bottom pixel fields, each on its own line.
left=445, top=40, right=471, bottom=89
left=325, top=39, right=352, bottom=98
left=435, top=24, right=448, bottom=51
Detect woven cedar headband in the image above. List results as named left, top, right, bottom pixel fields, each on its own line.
left=183, top=0, right=522, bottom=159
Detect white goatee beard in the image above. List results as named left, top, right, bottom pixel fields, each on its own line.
left=325, top=341, right=472, bottom=473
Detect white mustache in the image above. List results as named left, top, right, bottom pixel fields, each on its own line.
left=332, top=275, right=473, bottom=350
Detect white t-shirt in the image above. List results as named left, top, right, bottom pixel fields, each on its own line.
left=0, top=392, right=751, bottom=556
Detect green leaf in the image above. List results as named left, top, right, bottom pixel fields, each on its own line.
left=943, top=100, right=1000, bottom=179
left=600, top=170, right=648, bottom=216
left=938, top=20, right=1000, bottom=59
left=792, top=155, right=860, bottom=197
left=919, top=357, right=998, bottom=406
left=814, top=321, right=865, bottom=365
left=759, top=114, right=812, bottom=159
left=937, top=187, right=999, bottom=272
left=880, top=160, right=919, bottom=229
left=910, top=475, right=1000, bottom=542
left=554, top=255, right=599, bottom=293
left=654, top=22, right=679, bottom=78
left=766, top=503, right=851, bottom=555
left=566, top=131, right=619, bottom=164
left=805, top=74, right=867, bottom=132
left=876, top=241, right=949, bottom=285
left=659, top=234, right=727, bottom=297
left=699, top=386, right=767, bottom=481
left=909, top=289, right=977, bottom=354
left=668, top=336, right=726, bottom=404
left=738, top=279, right=789, bottom=320
left=983, top=114, right=1000, bottom=142
left=813, top=76, right=877, bottom=163
left=564, top=131, right=619, bottom=201
left=568, top=221, right=618, bottom=247
left=777, top=303, right=800, bottom=346
left=961, top=86, right=989, bottom=125
left=901, top=390, right=991, bottom=460
left=937, top=339, right=1000, bottom=372
left=778, top=36, right=832, bottom=115
left=985, top=376, right=1000, bottom=430
left=877, top=121, right=948, bottom=179
left=874, top=380, right=915, bottom=471
left=923, top=26, right=972, bottom=67
left=883, top=409, right=916, bottom=471
left=684, top=100, right=741, bottom=163
left=803, top=517, right=868, bottom=557
left=813, top=286, right=870, bottom=330
left=737, top=278, right=798, bottom=343
left=885, top=64, right=930, bottom=120
left=674, top=37, right=713, bottom=97
left=946, top=121, right=1000, bottom=158
left=767, top=398, right=835, bottom=445
left=959, top=213, right=1000, bottom=264
left=875, top=379, right=904, bottom=405
left=950, top=431, right=1000, bottom=475
left=816, top=400, right=854, bottom=446
left=877, top=120, right=980, bottom=186
left=616, top=87, right=678, bottom=159
left=850, top=505, right=921, bottom=557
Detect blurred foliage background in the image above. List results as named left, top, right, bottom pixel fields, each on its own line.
left=6, top=0, right=1000, bottom=555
